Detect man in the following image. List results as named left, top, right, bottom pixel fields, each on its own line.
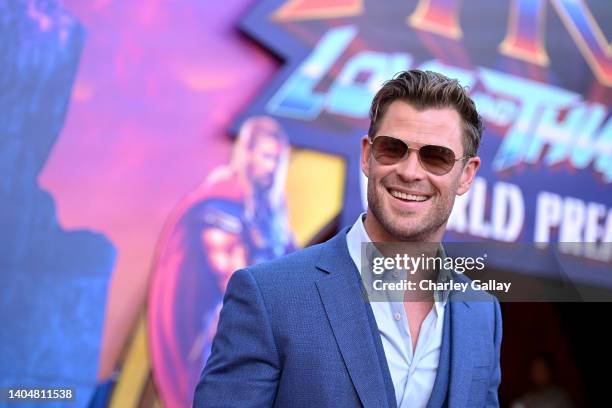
left=194, top=70, right=502, bottom=407
left=149, top=116, right=294, bottom=408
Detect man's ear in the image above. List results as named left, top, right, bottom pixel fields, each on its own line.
left=361, top=136, right=371, bottom=178
left=457, top=156, right=481, bottom=195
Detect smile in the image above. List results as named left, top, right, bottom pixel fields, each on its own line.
left=388, top=189, right=430, bottom=202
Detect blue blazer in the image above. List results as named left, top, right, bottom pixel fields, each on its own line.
left=194, top=228, right=502, bottom=407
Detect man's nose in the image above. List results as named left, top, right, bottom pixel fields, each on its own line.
left=395, top=149, right=427, bottom=181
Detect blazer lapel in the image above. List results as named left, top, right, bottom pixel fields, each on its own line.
left=447, top=300, right=475, bottom=408
left=315, top=229, right=392, bottom=408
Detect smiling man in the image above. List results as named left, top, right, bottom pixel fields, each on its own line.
left=363, top=101, right=478, bottom=243
left=194, top=70, right=502, bottom=408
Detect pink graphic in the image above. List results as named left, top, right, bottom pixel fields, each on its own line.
left=38, top=0, right=278, bottom=382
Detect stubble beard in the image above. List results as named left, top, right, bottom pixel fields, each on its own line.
left=367, top=177, right=450, bottom=242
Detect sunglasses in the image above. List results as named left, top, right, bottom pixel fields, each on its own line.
left=369, top=135, right=470, bottom=175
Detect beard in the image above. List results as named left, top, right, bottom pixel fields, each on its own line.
left=366, top=174, right=452, bottom=242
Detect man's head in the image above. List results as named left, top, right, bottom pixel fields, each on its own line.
left=362, top=70, right=483, bottom=242
left=237, top=116, right=288, bottom=191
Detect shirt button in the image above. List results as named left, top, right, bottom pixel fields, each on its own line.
left=394, top=312, right=401, bottom=321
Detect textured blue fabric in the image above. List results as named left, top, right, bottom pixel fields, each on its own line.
left=193, top=228, right=502, bottom=407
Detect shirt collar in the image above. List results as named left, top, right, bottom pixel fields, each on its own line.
left=346, top=213, right=448, bottom=315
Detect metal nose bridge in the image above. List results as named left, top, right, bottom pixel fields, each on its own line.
left=397, top=145, right=428, bottom=175
left=402, top=145, right=424, bottom=159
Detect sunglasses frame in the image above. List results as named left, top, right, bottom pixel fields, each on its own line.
left=368, top=135, right=472, bottom=175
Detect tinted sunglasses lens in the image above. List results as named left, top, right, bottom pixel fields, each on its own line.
left=371, top=136, right=407, bottom=165
left=419, top=145, right=456, bottom=175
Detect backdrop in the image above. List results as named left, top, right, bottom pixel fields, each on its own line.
left=1, top=0, right=610, bottom=407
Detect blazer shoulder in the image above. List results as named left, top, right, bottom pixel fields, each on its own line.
left=245, top=239, right=332, bottom=286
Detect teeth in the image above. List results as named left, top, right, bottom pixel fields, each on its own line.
left=390, top=190, right=428, bottom=202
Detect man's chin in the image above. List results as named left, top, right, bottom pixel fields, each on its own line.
left=388, top=226, right=427, bottom=241
left=379, top=217, right=427, bottom=241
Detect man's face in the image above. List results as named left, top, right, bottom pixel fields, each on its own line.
left=248, top=135, right=283, bottom=190
left=361, top=100, right=480, bottom=242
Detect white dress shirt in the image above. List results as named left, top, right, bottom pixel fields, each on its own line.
left=346, top=214, right=447, bottom=408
